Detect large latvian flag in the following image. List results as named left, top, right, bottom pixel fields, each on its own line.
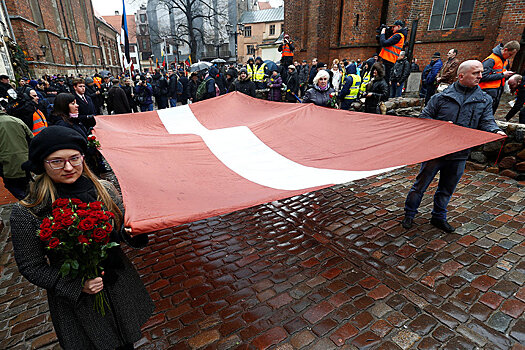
left=120, top=0, right=131, bottom=69
left=94, top=92, right=503, bottom=234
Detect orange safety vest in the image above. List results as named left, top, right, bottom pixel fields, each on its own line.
left=478, top=53, right=508, bottom=90
left=93, top=76, right=102, bottom=88
left=379, top=33, right=405, bottom=64
left=281, top=43, right=293, bottom=57
left=32, top=109, right=48, bottom=135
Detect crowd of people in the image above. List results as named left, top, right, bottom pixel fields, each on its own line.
left=0, top=18, right=524, bottom=349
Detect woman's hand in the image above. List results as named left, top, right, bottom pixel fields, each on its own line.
left=82, top=276, right=104, bottom=294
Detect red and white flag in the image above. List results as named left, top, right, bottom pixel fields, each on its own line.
left=94, top=92, right=502, bottom=234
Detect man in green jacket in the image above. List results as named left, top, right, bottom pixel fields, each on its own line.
left=0, top=110, right=33, bottom=199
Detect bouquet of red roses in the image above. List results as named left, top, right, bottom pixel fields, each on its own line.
left=38, top=198, right=119, bottom=316
left=87, top=134, right=100, bottom=148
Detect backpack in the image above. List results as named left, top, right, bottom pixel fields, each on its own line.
left=176, top=80, right=183, bottom=95
left=196, top=79, right=208, bottom=101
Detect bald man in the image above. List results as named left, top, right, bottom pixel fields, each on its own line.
left=505, top=74, right=525, bottom=124
left=402, top=60, right=506, bottom=232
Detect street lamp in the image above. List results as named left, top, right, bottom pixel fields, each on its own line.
left=226, top=23, right=244, bottom=61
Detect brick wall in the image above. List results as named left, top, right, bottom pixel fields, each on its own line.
left=285, top=0, right=525, bottom=69
left=6, top=0, right=105, bottom=76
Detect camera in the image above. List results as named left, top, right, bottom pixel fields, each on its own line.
left=376, top=24, right=393, bottom=41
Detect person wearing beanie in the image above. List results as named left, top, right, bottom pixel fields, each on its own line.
left=10, top=125, right=154, bottom=349
left=231, top=68, right=256, bottom=97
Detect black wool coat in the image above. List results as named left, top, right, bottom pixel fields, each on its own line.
left=10, top=179, right=154, bottom=349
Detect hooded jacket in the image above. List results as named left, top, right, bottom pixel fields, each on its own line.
left=365, top=63, right=389, bottom=113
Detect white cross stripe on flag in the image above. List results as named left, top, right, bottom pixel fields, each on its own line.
left=94, top=92, right=503, bottom=234
left=157, top=106, right=402, bottom=191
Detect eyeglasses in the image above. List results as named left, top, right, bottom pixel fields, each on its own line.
left=44, top=154, right=84, bottom=170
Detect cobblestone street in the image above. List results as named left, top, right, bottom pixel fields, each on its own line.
left=1, top=166, right=525, bottom=349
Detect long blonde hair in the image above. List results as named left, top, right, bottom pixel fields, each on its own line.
left=21, top=161, right=123, bottom=228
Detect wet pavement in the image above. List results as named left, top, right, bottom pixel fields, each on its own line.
left=1, top=165, right=525, bottom=349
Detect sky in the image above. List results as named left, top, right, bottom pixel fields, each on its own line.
left=92, top=0, right=284, bottom=16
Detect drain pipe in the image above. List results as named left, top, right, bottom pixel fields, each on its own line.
left=407, top=18, right=418, bottom=63
left=1, top=0, right=16, bottom=44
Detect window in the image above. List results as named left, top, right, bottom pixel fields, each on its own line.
left=140, top=25, right=147, bottom=35
left=244, top=26, right=252, bottom=37
left=142, top=39, right=147, bottom=49
left=269, top=24, right=275, bottom=36
left=247, top=45, right=255, bottom=55
left=140, top=14, right=146, bottom=23
left=429, top=0, right=475, bottom=30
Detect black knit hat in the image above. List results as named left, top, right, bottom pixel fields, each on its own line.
left=22, top=126, right=87, bottom=174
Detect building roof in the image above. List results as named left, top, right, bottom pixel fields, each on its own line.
left=239, top=7, right=284, bottom=24
left=101, top=15, right=137, bottom=43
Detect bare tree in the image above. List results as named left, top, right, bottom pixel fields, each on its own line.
left=155, top=0, right=229, bottom=60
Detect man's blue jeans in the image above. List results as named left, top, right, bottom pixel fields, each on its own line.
left=404, top=158, right=466, bottom=221
left=170, top=98, right=177, bottom=107
left=390, top=81, right=403, bottom=98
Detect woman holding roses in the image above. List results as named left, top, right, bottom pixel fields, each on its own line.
left=10, top=126, right=154, bottom=350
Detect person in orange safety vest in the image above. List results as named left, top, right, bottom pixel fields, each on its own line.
left=379, top=19, right=407, bottom=84
left=479, top=41, right=520, bottom=113
left=278, top=34, right=295, bottom=84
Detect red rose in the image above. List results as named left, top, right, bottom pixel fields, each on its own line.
left=78, top=203, right=88, bottom=210
left=39, top=228, right=53, bottom=241
left=93, top=228, right=108, bottom=243
left=61, top=208, right=73, bottom=217
left=51, top=222, right=64, bottom=232
left=76, top=210, right=89, bottom=218
left=89, top=201, right=103, bottom=210
left=40, top=217, right=52, bottom=229
left=52, top=198, right=70, bottom=208
left=78, top=235, right=90, bottom=244
left=70, top=198, right=83, bottom=205
left=62, top=216, right=74, bottom=226
left=48, top=238, right=60, bottom=248
left=103, top=223, right=113, bottom=234
left=78, top=218, right=96, bottom=231
left=107, top=212, right=115, bottom=219
left=88, top=135, right=96, bottom=141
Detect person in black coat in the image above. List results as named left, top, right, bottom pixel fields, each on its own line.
left=188, top=72, right=200, bottom=103
left=364, top=62, right=390, bottom=114
left=177, top=70, right=189, bottom=105
left=71, top=79, right=96, bottom=129
left=121, top=78, right=138, bottom=113
left=285, top=65, right=299, bottom=103
left=167, top=69, right=179, bottom=107
left=84, top=77, right=103, bottom=115
left=107, top=79, right=131, bottom=114
left=152, top=69, right=169, bottom=109
left=231, top=68, right=256, bottom=97
left=10, top=126, right=153, bottom=349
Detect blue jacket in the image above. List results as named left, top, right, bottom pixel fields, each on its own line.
left=425, top=59, right=443, bottom=85
left=420, top=82, right=501, bottom=159
left=135, top=83, right=153, bottom=106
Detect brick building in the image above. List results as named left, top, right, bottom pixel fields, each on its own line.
left=6, top=0, right=104, bottom=76
left=285, top=0, right=525, bottom=73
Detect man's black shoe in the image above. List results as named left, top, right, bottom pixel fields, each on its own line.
left=430, top=218, right=455, bottom=233
left=401, top=217, right=413, bottom=229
